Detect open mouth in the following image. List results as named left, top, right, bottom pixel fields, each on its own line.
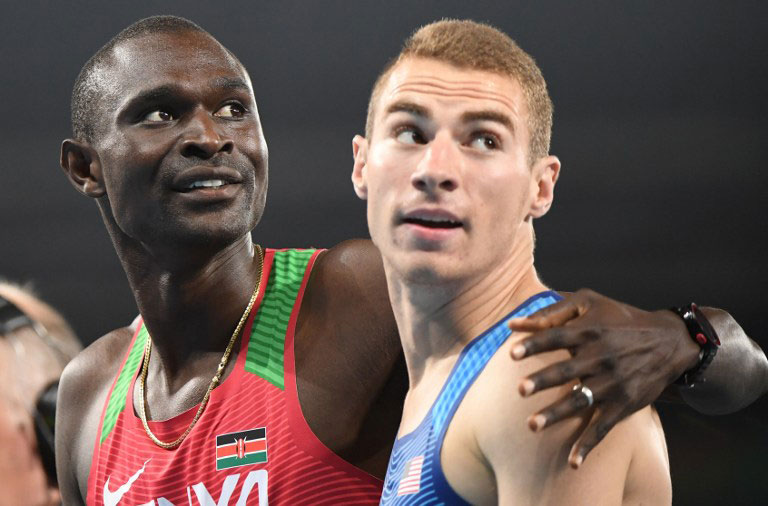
left=172, top=166, right=243, bottom=194
left=402, top=217, right=463, bottom=229
left=184, top=179, right=230, bottom=191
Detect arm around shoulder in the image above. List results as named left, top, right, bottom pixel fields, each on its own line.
left=319, top=239, right=389, bottom=307
left=313, top=239, right=399, bottom=354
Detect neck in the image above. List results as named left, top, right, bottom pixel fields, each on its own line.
left=385, top=227, right=547, bottom=388
left=112, top=226, right=263, bottom=378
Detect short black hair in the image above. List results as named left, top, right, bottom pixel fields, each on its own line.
left=70, top=15, right=208, bottom=143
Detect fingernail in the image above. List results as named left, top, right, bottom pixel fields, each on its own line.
left=507, top=317, right=524, bottom=326
left=512, top=344, right=526, bottom=359
left=519, top=379, right=535, bottom=396
left=528, top=414, right=547, bottom=431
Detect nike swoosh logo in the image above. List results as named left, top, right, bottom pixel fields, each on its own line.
left=103, top=458, right=151, bottom=506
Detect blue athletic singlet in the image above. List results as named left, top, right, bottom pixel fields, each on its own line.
left=380, top=291, right=563, bottom=505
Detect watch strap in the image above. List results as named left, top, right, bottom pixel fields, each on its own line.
left=671, top=303, right=721, bottom=387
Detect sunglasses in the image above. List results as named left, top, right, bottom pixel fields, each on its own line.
left=0, top=295, right=60, bottom=486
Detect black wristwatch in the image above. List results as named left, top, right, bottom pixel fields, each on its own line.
left=671, top=303, right=721, bottom=387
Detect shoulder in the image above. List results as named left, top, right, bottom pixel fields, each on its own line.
left=312, top=239, right=388, bottom=300
left=439, top=336, right=582, bottom=503
left=59, top=324, right=136, bottom=405
left=461, top=336, right=668, bottom=504
left=463, top=338, right=622, bottom=502
left=472, top=338, right=582, bottom=461
left=56, top=324, right=137, bottom=503
left=301, top=239, right=396, bottom=351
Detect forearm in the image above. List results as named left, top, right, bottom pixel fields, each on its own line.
left=675, top=307, right=768, bottom=414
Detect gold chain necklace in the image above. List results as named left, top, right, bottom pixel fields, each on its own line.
left=138, top=245, right=264, bottom=449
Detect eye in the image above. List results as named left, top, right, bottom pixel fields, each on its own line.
left=468, top=132, right=501, bottom=151
left=143, top=109, right=175, bottom=122
left=395, top=126, right=426, bottom=145
left=215, top=103, right=246, bottom=118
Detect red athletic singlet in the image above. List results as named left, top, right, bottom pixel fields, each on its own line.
left=86, top=248, right=383, bottom=505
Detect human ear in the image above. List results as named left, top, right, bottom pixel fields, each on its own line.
left=60, top=139, right=105, bottom=198
left=529, top=155, right=561, bottom=218
left=351, top=135, right=369, bottom=200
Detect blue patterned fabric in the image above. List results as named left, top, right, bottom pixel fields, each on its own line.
left=380, top=291, right=563, bottom=505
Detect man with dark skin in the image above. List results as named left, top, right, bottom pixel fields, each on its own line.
left=56, top=16, right=767, bottom=504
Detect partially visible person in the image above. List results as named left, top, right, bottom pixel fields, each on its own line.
left=0, top=281, right=81, bottom=506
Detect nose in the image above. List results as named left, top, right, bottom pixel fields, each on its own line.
left=411, top=131, right=458, bottom=194
left=180, top=109, right=234, bottom=159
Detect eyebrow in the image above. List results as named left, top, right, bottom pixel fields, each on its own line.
left=461, top=110, right=514, bottom=133
left=210, top=77, right=252, bottom=92
left=126, top=85, right=180, bottom=107
left=385, top=100, right=432, bottom=120
left=128, top=79, right=250, bottom=104
left=385, top=101, right=514, bottom=133
left=120, top=78, right=253, bottom=117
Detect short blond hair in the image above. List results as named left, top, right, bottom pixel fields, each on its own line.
left=365, top=19, right=553, bottom=165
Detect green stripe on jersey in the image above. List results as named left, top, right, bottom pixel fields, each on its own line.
left=98, top=249, right=314, bottom=443
left=244, top=249, right=315, bottom=389
left=100, top=327, right=147, bottom=444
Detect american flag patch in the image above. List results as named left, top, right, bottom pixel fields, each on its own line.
left=397, top=455, right=424, bottom=496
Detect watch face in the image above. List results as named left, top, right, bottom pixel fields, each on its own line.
left=692, top=304, right=721, bottom=346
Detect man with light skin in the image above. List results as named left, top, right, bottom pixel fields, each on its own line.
left=0, top=282, right=81, bottom=506
left=352, top=20, right=671, bottom=503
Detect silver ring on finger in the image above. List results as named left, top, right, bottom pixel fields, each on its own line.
left=573, top=383, right=594, bottom=408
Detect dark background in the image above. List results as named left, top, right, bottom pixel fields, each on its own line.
left=1, top=1, right=766, bottom=503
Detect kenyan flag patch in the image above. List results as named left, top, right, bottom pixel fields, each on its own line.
left=215, top=428, right=267, bottom=470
